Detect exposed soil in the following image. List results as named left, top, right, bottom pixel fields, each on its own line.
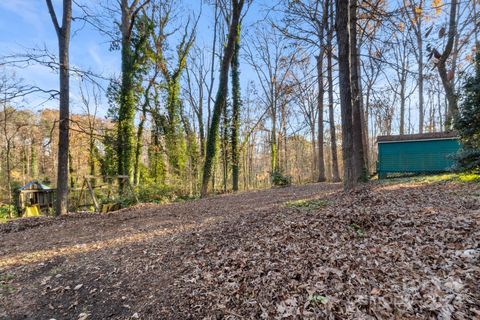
left=0, top=180, right=479, bottom=320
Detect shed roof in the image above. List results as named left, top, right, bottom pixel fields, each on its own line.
left=18, top=180, right=52, bottom=191
left=377, top=132, right=459, bottom=143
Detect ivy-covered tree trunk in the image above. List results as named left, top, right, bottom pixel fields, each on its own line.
left=133, top=106, right=146, bottom=186
left=180, top=111, right=199, bottom=194
left=149, top=92, right=167, bottom=184
left=117, top=3, right=136, bottom=181
left=221, top=100, right=229, bottom=192
left=117, top=1, right=151, bottom=183
left=165, top=77, right=187, bottom=176
left=201, top=0, right=245, bottom=197
left=231, top=26, right=241, bottom=192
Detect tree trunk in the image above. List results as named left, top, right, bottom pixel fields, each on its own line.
left=89, top=132, right=95, bottom=176
left=231, top=28, right=241, bottom=191
left=327, top=40, right=340, bottom=182
left=282, top=109, right=288, bottom=173
left=357, top=52, right=369, bottom=172
left=221, top=95, right=229, bottom=193
left=316, top=55, right=326, bottom=182
left=198, top=101, right=205, bottom=158
left=133, top=109, right=146, bottom=186
left=117, top=1, right=136, bottom=182
left=327, top=0, right=340, bottom=182
left=46, top=0, right=72, bottom=215
left=201, top=0, right=244, bottom=197
left=270, top=103, right=279, bottom=173
left=349, top=0, right=366, bottom=182
left=437, top=0, right=459, bottom=127
left=6, top=141, right=12, bottom=218
left=336, top=0, right=355, bottom=190
left=165, top=77, right=187, bottom=176
left=418, top=31, right=424, bottom=133
left=400, top=77, right=406, bottom=134
left=310, top=123, right=316, bottom=180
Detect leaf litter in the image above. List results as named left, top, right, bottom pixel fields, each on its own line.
left=0, top=180, right=479, bottom=319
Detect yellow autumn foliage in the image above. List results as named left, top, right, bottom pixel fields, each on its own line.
left=432, top=0, right=443, bottom=16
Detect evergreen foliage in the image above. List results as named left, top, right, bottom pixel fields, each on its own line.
left=453, top=52, right=480, bottom=173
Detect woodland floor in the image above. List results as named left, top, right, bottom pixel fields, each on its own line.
left=0, top=179, right=479, bottom=320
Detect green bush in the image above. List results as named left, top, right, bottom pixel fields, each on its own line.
left=454, top=51, right=480, bottom=173
left=0, top=204, right=15, bottom=221
left=285, top=198, right=328, bottom=211
left=109, top=183, right=188, bottom=209
left=270, top=170, right=291, bottom=187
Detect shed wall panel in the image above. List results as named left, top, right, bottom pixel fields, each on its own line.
left=378, top=138, right=460, bottom=175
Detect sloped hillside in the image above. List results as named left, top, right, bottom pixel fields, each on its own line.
left=1, top=180, right=479, bottom=319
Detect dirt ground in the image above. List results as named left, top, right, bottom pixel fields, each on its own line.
left=0, top=180, right=479, bottom=320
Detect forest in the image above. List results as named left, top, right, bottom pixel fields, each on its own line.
left=0, top=0, right=476, bottom=218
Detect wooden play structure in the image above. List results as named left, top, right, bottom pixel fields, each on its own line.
left=74, top=175, right=138, bottom=213
left=16, top=180, right=56, bottom=216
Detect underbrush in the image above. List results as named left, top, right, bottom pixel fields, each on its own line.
left=0, top=205, right=15, bottom=223
left=110, top=183, right=196, bottom=209
left=285, top=198, right=329, bottom=211
left=270, top=171, right=292, bottom=187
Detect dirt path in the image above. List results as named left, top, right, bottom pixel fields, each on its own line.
left=1, top=181, right=479, bottom=319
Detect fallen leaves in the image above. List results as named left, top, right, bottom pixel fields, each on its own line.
left=0, top=180, right=479, bottom=319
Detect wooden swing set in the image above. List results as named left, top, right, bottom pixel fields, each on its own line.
left=75, top=175, right=138, bottom=213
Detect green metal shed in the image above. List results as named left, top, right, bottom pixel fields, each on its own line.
left=377, top=132, right=460, bottom=179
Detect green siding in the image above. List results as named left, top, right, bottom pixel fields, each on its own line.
left=378, top=138, right=460, bottom=177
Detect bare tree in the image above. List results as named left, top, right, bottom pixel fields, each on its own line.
left=244, top=25, right=297, bottom=174
left=430, top=0, right=459, bottom=126
left=326, top=0, right=340, bottom=182
left=276, top=0, right=328, bottom=181
left=403, top=0, right=426, bottom=133
left=46, top=0, right=72, bottom=215
left=0, top=73, right=31, bottom=217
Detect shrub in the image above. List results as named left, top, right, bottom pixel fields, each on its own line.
left=454, top=51, right=480, bottom=173
left=270, top=170, right=291, bottom=187
left=0, top=204, right=16, bottom=221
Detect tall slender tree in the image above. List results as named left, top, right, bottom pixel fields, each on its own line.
left=432, top=0, right=459, bottom=126
left=349, top=0, right=366, bottom=182
left=201, top=0, right=245, bottom=197
left=117, top=0, right=150, bottom=182
left=336, top=0, right=355, bottom=190
left=151, top=0, right=197, bottom=176
left=231, top=25, right=241, bottom=191
left=326, top=0, right=340, bottom=182
left=403, top=0, right=426, bottom=133
left=46, top=0, right=72, bottom=215
left=277, top=0, right=328, bottom=181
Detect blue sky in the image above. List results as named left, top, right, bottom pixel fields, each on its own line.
left=0, top=0, right=122, bottom=113
left=0, top=0, right=270, bottom=116
left=1, top=0, right=450, bottom=135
